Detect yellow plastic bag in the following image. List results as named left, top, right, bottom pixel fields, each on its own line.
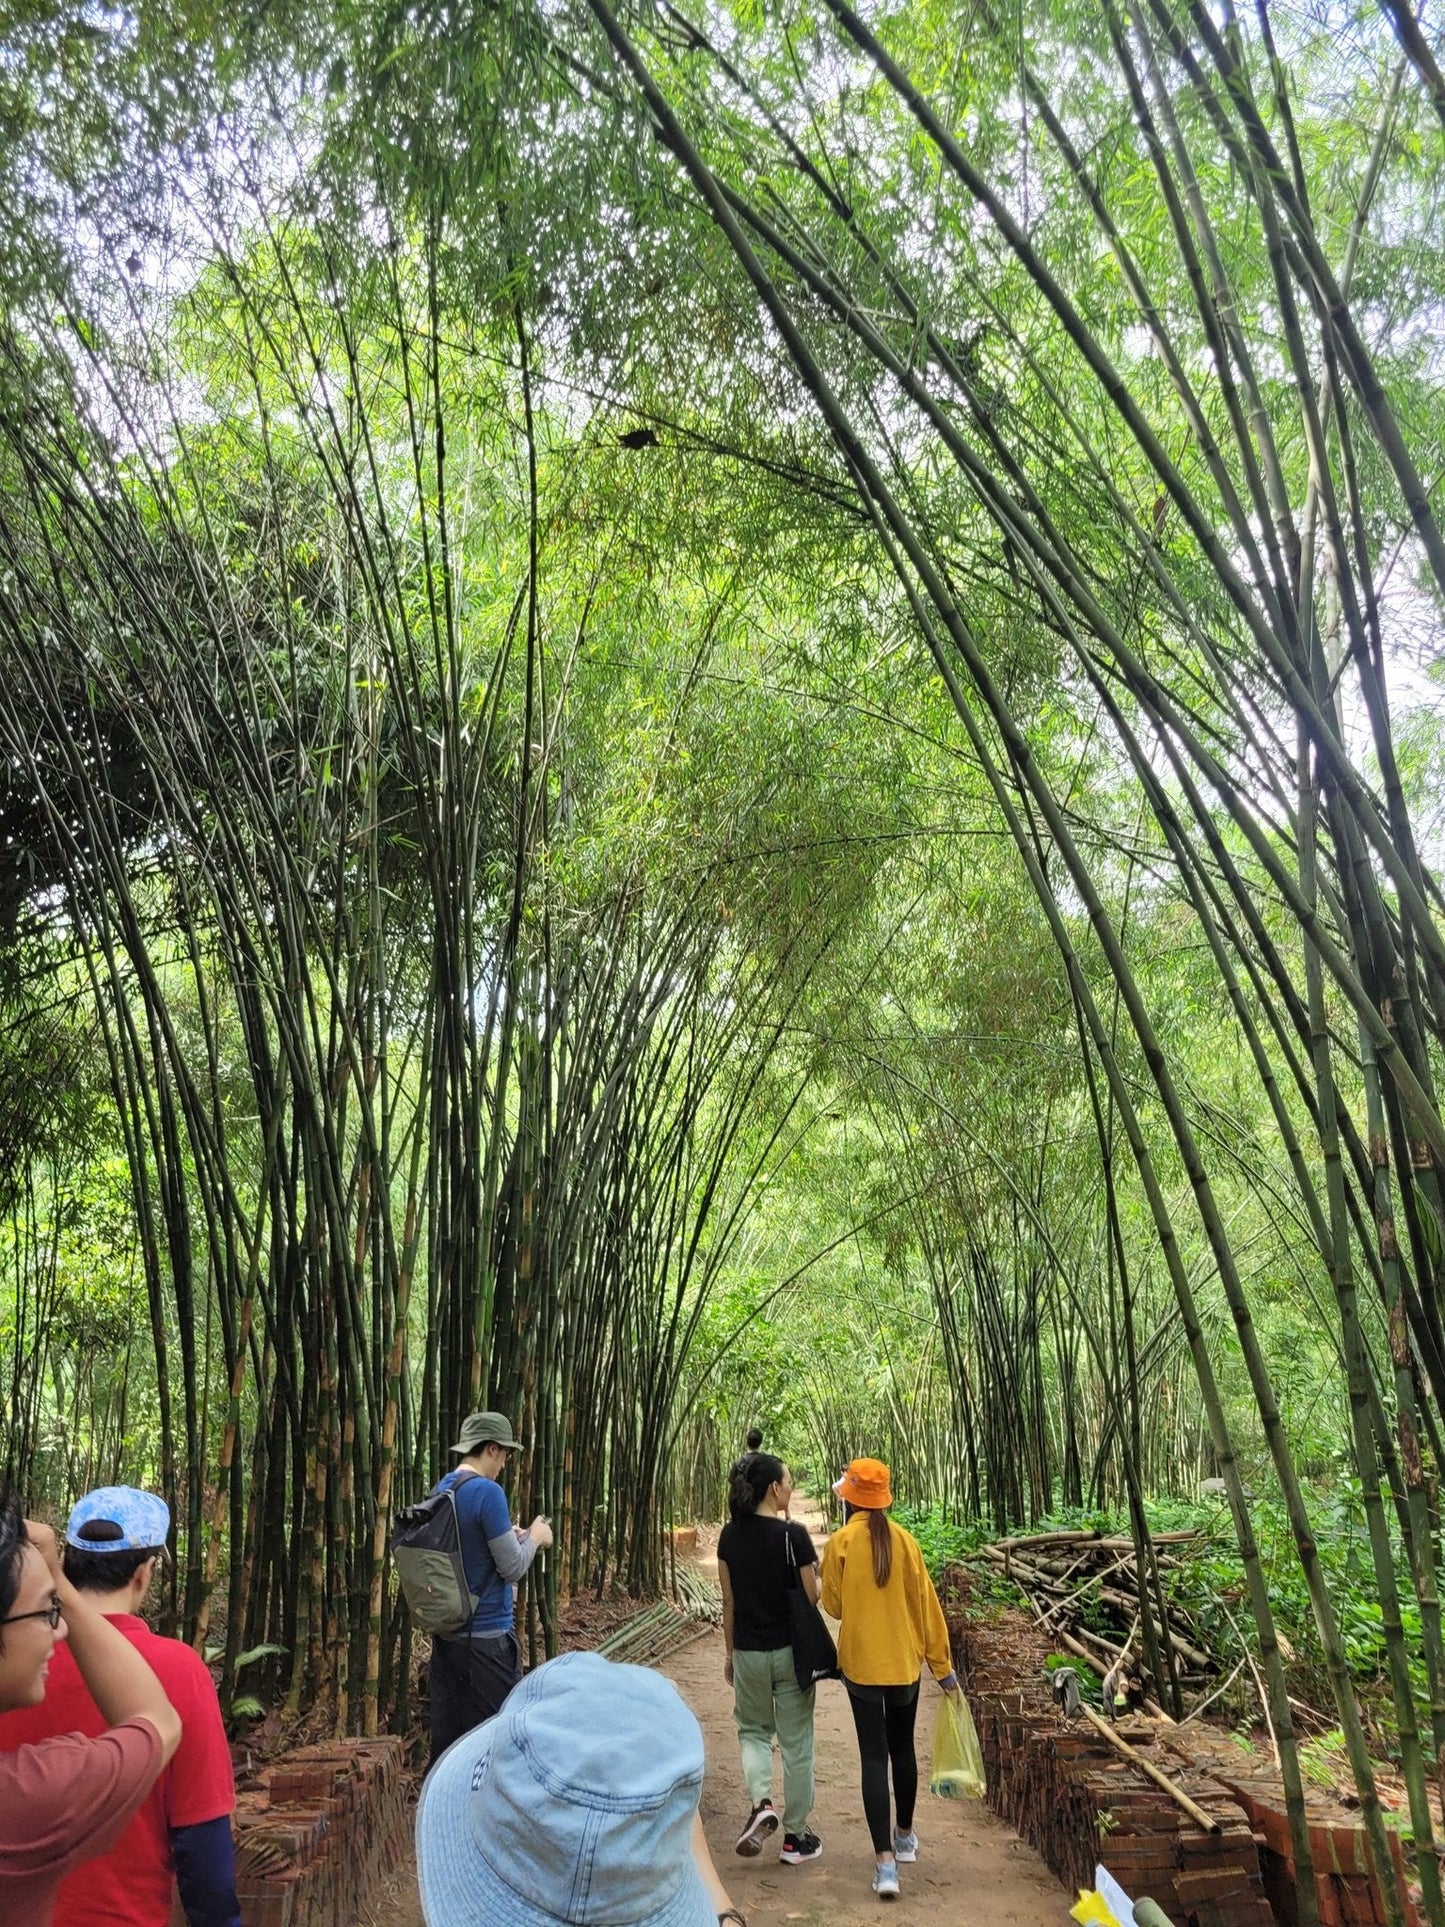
left=1070, top=1894, right=1124, bottom=1927
left=929, top=1689, right=985, bottom=1799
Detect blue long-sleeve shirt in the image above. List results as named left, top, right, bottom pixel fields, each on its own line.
left=434, top=1468, right=538, bottom=1635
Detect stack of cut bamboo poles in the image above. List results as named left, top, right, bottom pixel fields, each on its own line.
left=979, top=1529, right=1213, bottom=1698
left=596, top=1566, right=723, bottom=1666
left=672, top=1563, right=724, bottom=1624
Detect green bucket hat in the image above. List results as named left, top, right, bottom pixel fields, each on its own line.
left=449, top=1410, right=523, bottom=1456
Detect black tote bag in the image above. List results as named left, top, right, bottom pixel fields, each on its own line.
left=784, top=1523, right=839, bottom=1694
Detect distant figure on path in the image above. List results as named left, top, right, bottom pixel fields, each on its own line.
left=417, top=1650, right=745, bottom=1925
left=820, top=1458, right=960, bottom=1903
left=717, top=1453, right=822, bottom=1868
left=425, top=1410, right=552, bottom=1764
left=0, top=1493, right=181, bottom=1927
left=731, top=1430, right=785, bottom=1515
left=0, top=1486, right=238, bottom=1927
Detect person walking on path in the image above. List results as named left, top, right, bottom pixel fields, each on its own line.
left=716, top=1453, right=822, bottom=1869
left=820, top=1459, right=959, bottom=1903
left=0, top=1486, right=239, bottom=1927
left=425, top=1411, right=553, bottom=1764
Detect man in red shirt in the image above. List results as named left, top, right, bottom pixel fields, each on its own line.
left=0, top=1499, right=181, bottom=1927
left=0, top=1488, right=239, bottom=1927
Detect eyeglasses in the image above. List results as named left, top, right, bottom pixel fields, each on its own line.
left=0, top=1595, right=63, bottom=1630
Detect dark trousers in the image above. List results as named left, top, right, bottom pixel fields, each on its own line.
left=845, top=1681, right=920, bottom=1855
left=428, top=1629, right=522, bottom=1766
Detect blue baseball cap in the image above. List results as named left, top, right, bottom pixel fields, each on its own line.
left=65, top=1486, right=171, bottom=1553
left=417, top=1651, right=715, bottom=1926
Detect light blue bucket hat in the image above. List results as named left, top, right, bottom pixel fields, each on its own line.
left=416, top=1651, right=715, bottom=1926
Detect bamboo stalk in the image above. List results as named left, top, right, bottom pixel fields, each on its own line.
left=1075, top=1704, right=1220, bottom=1834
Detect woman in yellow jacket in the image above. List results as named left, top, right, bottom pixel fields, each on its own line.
left=819, top=1459, right=959, bottom=1902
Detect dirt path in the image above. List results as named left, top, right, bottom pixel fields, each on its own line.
left=668, top=1495, right=1069, bottom=1925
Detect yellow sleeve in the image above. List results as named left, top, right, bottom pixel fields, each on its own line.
left=912, top=1539, right=953, bottom=1679
left=820, top=1535, right=844, bottom=1619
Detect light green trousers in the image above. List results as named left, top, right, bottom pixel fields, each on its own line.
left=731, top=1645, right=816, bottom=1834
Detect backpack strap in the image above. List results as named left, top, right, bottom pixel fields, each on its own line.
left=442, top=1464, right=501, bottom=1610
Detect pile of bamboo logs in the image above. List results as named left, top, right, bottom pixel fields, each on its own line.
left=595, top=1564, right=723, bottom=1666
left=946, top=1576, right=1274, bottom=1927
left=672, top=1562, right=724, bottom=1624
left=978, top=1529, right=1213, bottom=1707
left=230, top=1738, right=410, bottom=1927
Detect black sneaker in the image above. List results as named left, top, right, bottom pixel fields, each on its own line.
left=735, top=1802, right=779, bottom=1856
left=779, top=1830, right=823, bottom=1863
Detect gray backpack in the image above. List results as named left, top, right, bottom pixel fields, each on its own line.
left=390, top=1467, right=480, bottom=1635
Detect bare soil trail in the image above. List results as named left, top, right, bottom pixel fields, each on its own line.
left=671, top=1493, right=1070, bottom=1926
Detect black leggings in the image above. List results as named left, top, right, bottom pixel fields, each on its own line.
left=846, top=1681, right=920, bottom=1855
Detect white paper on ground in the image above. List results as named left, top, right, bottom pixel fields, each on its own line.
left=1094, top=1864, right=1137, bottom=1927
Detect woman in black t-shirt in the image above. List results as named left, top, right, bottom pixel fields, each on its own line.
left=716, top=1454, right=822, bottom=1868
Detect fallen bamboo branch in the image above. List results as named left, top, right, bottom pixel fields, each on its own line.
left=1182, top=1656, right=1247, bottom=1724
left=1043, top=1545, right=1098, bottom=1596
left=1077, top=1703, right=1220, bottom=1833
left=1069, top=1622, right=1123, bottom=1660
left=1089, top=1586, right=1211, bottom=1667
left=1058, top=1629, right=1108, bottom=1679
left=1102, top=1531, right=1201, bottom=1549
left=1214, top=1595, right=1279, bottom=1768
left=1035, top=1613, right=1175, bottom=1725
left=984, top=1530, right=1201, bottom=1553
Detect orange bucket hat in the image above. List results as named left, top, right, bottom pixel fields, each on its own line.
left=833, top=1458, right=893, bottom=1509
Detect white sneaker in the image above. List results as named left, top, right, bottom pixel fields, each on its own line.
left=873, top=1860, right=901, bottom=1900
left=893, top=1830, right=918, bottom=1863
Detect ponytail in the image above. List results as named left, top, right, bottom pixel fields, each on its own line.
left=866, top=1507, right=894, bottom=1588
left=729, top=1452, right=785, bottom=1523
left=841, top=1499, right=896, bottom=1587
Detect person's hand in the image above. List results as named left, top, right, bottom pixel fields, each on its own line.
left=25, top=1520, right=63, bottom=1588
left=527, top=1516, right=554, bottom=1550
left=724, top=1655, right=734, bottom=1687
left=938, top=1670, right=961, bottom=1695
